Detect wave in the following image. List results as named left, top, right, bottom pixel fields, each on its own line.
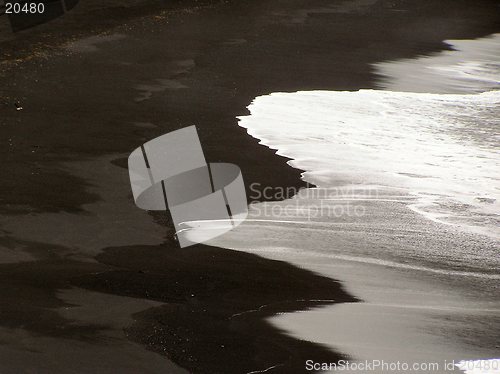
left=238, top=89, right=500, bottom=238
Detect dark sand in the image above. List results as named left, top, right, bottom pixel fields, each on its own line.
left=0, top=0, right=499, bottom=372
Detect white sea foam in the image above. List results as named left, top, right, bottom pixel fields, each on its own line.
left=238, top=89, right=500, bottom=238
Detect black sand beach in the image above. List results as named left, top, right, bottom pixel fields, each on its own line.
left=0, top=0, right=499, bottom=372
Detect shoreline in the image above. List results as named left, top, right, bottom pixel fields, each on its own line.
left=75, top=243, right=358, bottom=373
left=0, top=0, right=499, bottom=372
left=210, top=186, right=500, bottom=371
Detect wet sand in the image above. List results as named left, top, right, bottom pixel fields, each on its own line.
left=0, top=0, right=499, bottom=372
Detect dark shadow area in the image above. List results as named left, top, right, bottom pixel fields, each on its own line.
left=0, top=234, right=357, bottom=372
left=73, top=243, right=358, bottom=373
left=0, top=236, right=107, bottom=339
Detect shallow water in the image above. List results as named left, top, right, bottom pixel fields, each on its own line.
left=374, top=34, right=500, bottom=94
